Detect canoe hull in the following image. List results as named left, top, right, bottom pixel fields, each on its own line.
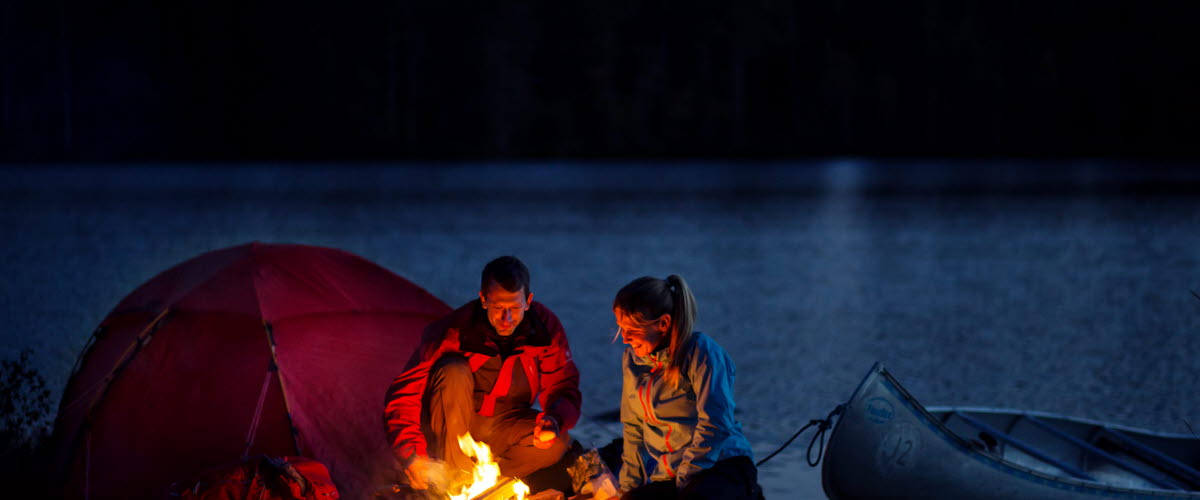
left=821, top=364, right=1200, bottom=499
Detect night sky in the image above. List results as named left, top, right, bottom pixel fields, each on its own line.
left=3, top=0, right=1200, bottom=162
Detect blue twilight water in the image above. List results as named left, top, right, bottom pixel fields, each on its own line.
left=2, top=162, right=1199, bottom=455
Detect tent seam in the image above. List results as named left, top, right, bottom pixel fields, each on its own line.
left=249, top=244, right=304, bottom=456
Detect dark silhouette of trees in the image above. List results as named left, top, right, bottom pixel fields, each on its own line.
left=2, top=0, right=1198, bottom=161
left=0, top=350, right=52, bottom=492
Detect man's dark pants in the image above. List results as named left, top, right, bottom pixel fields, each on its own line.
left=423, top=355, right=570, bottom=480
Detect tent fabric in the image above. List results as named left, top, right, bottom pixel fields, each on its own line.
left=52, top=243, right=451, bottom=499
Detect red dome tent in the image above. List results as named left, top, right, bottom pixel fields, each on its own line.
left=52, top=243, right=451, bottom=499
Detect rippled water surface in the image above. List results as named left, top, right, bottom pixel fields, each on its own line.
left=3, top=162, right=1199, bottom=496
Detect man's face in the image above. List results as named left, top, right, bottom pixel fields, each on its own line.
left=480, top=283, right=531, bottom=336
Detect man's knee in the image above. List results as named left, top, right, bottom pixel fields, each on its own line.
left=429, top=355, right=472, bottom=388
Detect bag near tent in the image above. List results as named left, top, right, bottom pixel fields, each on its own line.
left=169, top=455, right=338, bottom=500
left=52, top=243, right=451, bottom=499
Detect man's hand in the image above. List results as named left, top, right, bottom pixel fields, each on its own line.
left=404, top=455, right=435, bottom=490
left=532, top=415, right=560, bottom=449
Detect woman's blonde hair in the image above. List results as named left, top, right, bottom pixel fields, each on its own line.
left=613, top=274, right=698, bottom=388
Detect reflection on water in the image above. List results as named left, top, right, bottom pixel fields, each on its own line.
left=2, top=162, right=1198, bottom=447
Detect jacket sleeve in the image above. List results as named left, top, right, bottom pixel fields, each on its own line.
left=534, top=306, right=582, bottom=432
left=383, top=316, right=455, bottom=461
left=675, top=338, right=740, bottom=489
left=618, top=350, right=647, bottom=491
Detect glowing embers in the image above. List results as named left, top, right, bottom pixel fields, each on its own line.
left=449, top=433, right=529, bottom=500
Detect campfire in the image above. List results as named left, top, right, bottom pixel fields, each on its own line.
left=448, top=433, right=530, bottom=500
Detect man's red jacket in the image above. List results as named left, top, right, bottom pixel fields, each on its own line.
left=383, top=300, right=582, bottom=460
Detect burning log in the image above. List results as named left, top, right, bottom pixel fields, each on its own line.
left=375, top=434, right=538, bottom=500
left=468, top=476, right=520, bottom=500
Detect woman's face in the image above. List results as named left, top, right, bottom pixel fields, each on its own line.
left=614, top=308, right=670, bottom=357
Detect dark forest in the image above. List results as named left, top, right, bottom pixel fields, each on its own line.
left=3, top=0, right=1198, bottom=161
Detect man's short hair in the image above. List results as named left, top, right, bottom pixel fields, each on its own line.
left=481, top=256, right=531, bottom=295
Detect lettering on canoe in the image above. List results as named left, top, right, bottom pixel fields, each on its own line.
left=865, top=397, right=895, bottom=424
left=875, top=423, right=919, bottom=477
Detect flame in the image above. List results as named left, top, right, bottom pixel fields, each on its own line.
left=513, top=482, right=530, bottom=499
left=448, top=433, right=528, bottom=500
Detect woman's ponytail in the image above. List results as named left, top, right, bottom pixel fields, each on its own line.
left=663, top=274, right=696, bottom=388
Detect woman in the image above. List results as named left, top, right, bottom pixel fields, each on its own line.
left=612, top=275, right=760, bottom=500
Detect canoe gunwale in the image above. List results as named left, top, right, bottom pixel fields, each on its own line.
left=822, top=364, right=1200, bottom=499
left=925, top=406, right=1200, bottom=441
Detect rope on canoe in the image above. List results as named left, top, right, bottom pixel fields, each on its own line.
left=756, top=404, right=844, bottom=468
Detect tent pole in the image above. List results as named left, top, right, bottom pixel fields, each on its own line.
left=63, top=308, right=170, bottom=415
left=242, top=368, right=274, bottom=458
left=58, top=308, right=172, bottom=486
left=263, top=321, right=304, bottom=456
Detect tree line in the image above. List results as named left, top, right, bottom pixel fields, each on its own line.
left=2, top=0, right=1198, bottom=161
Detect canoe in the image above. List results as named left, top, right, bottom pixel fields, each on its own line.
left=821, top=364, right=1200, bottom=499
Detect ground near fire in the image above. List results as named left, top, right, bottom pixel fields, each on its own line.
left=2, top=163, right=1199, bottom=499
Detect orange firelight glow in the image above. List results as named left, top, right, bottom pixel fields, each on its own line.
left=448, top=433, right=529, bottom=500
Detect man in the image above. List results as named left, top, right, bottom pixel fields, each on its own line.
left=384, top=256, right=582, bottom=493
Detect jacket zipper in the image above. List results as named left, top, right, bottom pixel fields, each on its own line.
left=637, top=358, right=675, bottom=478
